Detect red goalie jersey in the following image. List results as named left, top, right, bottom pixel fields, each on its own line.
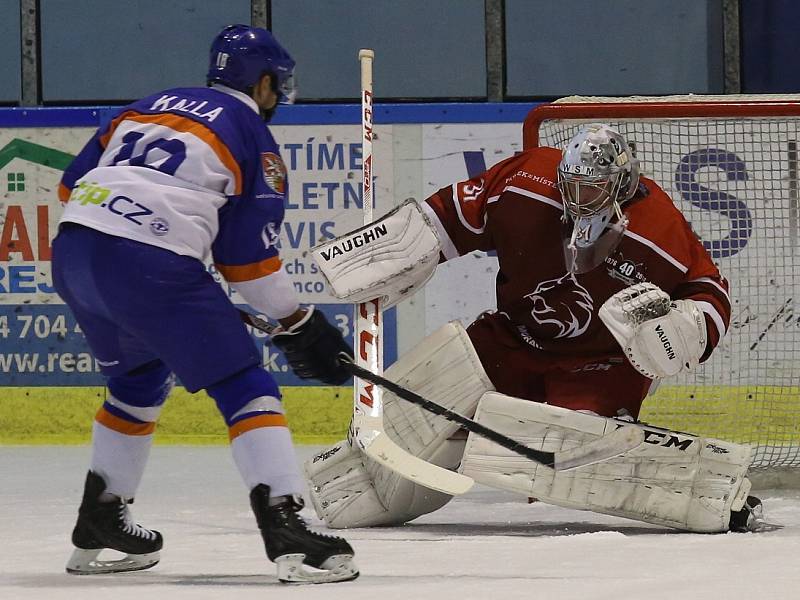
left=423, top=147, right=731, bottom=418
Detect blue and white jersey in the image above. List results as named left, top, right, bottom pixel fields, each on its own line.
left=59, top=85, right=288, bottom=285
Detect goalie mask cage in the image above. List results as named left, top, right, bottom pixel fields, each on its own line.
left=525, top=95, right=800, bottom=477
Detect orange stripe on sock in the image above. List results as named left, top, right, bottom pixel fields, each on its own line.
left=95, top=408, right=156, bottom=436
left=229, top=414, right=288, bottom=441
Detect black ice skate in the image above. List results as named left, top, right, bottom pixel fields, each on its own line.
left=250, top=484, right=358, bottom=584
left=729, top=495, right=782, bottom=532
left=65, top=471, right=163, bottom=575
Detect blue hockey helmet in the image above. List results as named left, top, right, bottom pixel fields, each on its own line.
left=207, top=25, right=296, bottom=103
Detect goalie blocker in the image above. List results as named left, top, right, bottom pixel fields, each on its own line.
left=311, top=199, right=441, bottom=308
left=306, top=322, right=758, bottom=533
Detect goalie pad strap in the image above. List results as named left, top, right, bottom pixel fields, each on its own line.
left=305, top=321, right=495, bottom=528
left=311, top=199, right=441, bottom=308
left=460, top=392, right=754, bottom=532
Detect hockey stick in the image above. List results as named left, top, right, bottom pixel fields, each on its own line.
left=239, top=310, right=645, bottom=471
left=240, top=305, right=472, bottom=493
left=338, top=354, right=644, bottom=470
left=347, top=50, right=472, bottom=495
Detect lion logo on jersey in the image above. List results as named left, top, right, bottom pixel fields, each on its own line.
left=523, top=273, right=594, bottom=338
left=261, top=152, right=286, bottom=194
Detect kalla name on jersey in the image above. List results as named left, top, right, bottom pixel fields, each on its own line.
left=149, top=95, right=224, bottom=122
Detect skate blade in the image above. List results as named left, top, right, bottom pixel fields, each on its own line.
left=66, top=547, right=160, bottom=575
left=276, top=553, right=359, bottom=584
left=746, top=520, right=784, bottom=533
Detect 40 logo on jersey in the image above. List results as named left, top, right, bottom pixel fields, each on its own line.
left=605, top=251, right=647, bottom=285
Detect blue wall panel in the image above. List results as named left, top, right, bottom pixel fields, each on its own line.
left=272, top=0, right=486, bottom=100
left=741, top=0, right=800, bottom=93
left=505, top=0, right=724, bottom=97
left=0, top=0, right=21, bottom=103
left=40, top=0, right=249, bottom=102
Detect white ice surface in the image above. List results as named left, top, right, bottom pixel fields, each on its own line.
left=1, top=446, right=799, bottom=600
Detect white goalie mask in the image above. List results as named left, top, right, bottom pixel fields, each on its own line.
left=557, top=124, right=640, bottom=273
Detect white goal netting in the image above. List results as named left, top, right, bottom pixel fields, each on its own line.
left=526, top=95, right=800, bottom=470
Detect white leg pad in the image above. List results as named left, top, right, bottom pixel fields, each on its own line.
left=305, top=321, right=493, bottom=528
left=460, top=392, right=755, bottom=533
left=305, top=438, right=464, bottom=528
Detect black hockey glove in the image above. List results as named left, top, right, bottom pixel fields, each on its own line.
left=270, top=307, right=353, bottom=385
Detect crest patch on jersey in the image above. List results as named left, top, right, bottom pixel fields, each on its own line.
left=261, top=152, right=286, bottom=194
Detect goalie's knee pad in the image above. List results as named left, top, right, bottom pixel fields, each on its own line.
left=305, top=321, right=494, bottom=528
left=460, top=392, right=754, bottom=533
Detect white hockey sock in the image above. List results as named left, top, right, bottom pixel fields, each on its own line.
left=90, top=421, right=153, bottom=499
left=231, top=426, right=304, bottom=497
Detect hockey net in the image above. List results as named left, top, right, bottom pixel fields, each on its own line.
left=525, top=95, right=800, bottom=474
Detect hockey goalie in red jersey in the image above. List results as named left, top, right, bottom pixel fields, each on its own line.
left=306, top=124, right=769, bottom=535
left=422, top=123, right=729, bottom=419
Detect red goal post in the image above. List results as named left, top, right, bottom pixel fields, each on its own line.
left=524, top=95, right=800, bottom=475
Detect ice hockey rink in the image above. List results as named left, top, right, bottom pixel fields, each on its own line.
left=2, top=446, right=799, bottom=600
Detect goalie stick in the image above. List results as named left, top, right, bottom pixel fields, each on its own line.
left=348, top=49, right=473, bottom=495
left=239, top=309, right=645, bottom=471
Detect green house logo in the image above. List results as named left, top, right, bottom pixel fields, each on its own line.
left=7, top=172, right=25, bottom=192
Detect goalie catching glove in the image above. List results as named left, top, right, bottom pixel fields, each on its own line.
left=271, top=306, right=353, bottom=385
left=599, top=282, right=707, bottom=379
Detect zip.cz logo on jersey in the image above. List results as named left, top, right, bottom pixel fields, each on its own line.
left=318, top=224, right=388, bottom=261
left=70, top=182, right=155, bottom=226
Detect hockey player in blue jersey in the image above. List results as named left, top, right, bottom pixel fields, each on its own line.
left=52, top=25, right=358, bottom=584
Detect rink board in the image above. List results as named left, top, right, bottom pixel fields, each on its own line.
left=2, top=384, right=799, bottom=447
left=2, top=104, right=798, bottom=456
left=0, top=385, right=352, bottom=445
